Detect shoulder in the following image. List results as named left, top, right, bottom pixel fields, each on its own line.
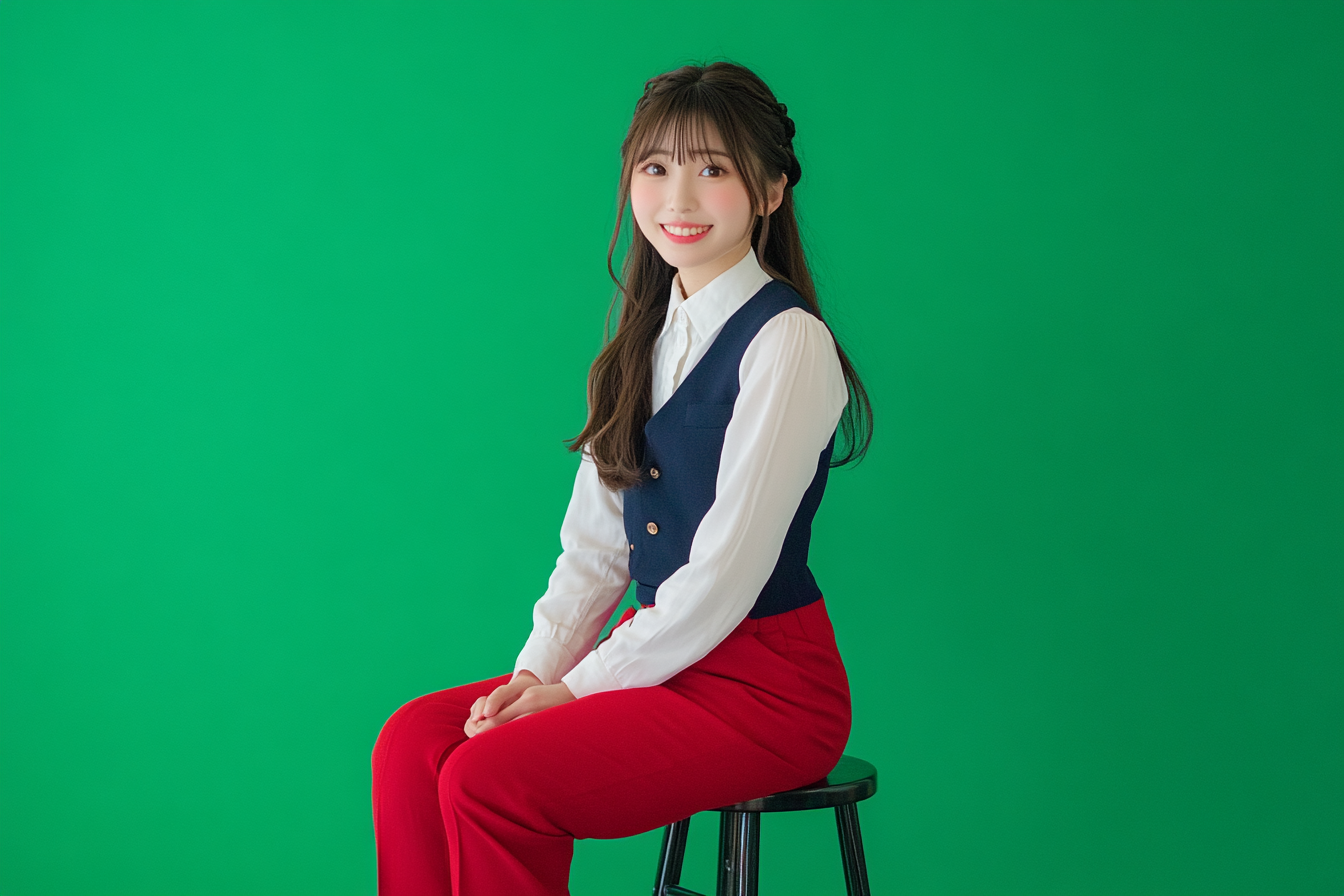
left=741, top=302, right=843, bottom=395
left=727, top=280, right=848, bottom=419
left=751, top=307, right=835, bottom=356
left=746, top=278, right=811, bottom=317
left=742, top=281, right=836, bottom=361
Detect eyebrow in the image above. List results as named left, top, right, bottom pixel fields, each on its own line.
left=642, top=146, right=729, bottom=159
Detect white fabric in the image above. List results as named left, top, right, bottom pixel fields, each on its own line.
left=512, top=248, right=849, bottom=698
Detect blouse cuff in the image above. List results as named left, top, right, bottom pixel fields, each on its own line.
left=513, top=635, right=579, bottom=686
left=560, top=650, right=623, bottom=699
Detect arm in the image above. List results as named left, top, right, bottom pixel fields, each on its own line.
left=560, top=308, right=849, bottom=697
left=512, top=450, right=633, bottom=685
left=466, top=449, right=632, bottom=736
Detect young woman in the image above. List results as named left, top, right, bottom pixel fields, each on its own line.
left=371, top=60, right=873, bottom=896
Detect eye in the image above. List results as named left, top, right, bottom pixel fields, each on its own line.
left=640, top=162, right=666, bottom=176
left=700, top=165, right=724, bottom=177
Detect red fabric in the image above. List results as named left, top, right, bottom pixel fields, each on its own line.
left=371, top=598, right=850, bottom=896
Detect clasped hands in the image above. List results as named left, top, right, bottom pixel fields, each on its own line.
left=464, top=669, right=575, bottom=738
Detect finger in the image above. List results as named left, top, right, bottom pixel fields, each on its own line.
left=483, top=683, right=521, bottom=718
left=473, top=714, right=505, bottom=735
left=476, top=693, right=544, bottom=734
left=490, top=690, right=543, bottom=727
left=485, top=698, right=525, bottom=728
left=468, top=696, right=486, bottom=723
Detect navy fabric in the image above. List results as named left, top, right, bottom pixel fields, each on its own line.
left=624, top=279, right=837, bottom=619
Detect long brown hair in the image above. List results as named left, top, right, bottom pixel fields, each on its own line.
left=569, top=61, right=873, bottom=490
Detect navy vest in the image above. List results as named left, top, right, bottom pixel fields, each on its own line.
left=624, top=279, right=836, bottom=619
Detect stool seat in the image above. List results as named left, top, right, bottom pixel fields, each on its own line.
left=713, top=754, right=877, bottom=813
left=652, top=753, right=878, bottom=896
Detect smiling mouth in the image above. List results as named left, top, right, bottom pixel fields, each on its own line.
left=660, top=223, right=712, bottom=243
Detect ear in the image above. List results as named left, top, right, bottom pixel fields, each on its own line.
left=764, top=171, right=788, bottom=216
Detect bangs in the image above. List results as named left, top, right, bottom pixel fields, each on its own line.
left=629, top=89, right=746, bottom=173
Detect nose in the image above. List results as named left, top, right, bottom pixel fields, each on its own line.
left=666, top=167, right=697, bottom=214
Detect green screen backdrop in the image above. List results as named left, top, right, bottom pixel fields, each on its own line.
left=1, top=2, right=1341, bottom=894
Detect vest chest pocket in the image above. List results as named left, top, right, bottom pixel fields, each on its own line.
left=684, top=401, right=735, bottom=428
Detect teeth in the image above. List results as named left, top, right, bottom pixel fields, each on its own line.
left=664, top=224, right=710, bottom=236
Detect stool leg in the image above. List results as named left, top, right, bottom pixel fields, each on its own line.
left=834, top=803, right=871, bottom=896
left=716, top=811, right=759, bottom=896
left=741, top=812, right=760, bottom=896
left=652, top=818, right=690, bottom=896
left=716, top=811, right=734, bottom=896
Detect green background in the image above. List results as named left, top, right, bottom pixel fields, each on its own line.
left=2, top=1, right=1341, bottom=894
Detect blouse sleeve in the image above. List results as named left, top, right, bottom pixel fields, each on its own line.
left=512, top=449, right=632, bottom=685
left=560, top=308, right=849, bottom=698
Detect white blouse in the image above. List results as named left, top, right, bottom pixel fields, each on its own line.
left=512, top=248, right=849, bottom=699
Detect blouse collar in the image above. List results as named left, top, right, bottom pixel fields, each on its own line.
left=663, top=247, right=774, bottom=341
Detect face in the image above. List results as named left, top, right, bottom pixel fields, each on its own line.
left=629, top=120, right=785, bottom=296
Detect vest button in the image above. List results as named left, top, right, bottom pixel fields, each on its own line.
left=650, top=467, right=660, bottom=479
left=646, top=522, right=658, bottom=535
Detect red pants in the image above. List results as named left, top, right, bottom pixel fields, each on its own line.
left=371, top=598, right=850, bottom=896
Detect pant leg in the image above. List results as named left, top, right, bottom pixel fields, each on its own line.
left=437, top=599, right=851, bottom=896
left=372, top=673, right=512, bottom=896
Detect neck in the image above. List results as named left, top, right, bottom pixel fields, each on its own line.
left=676, top=235, right=753, bottom=298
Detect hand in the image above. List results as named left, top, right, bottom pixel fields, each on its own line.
left=464, top=670, right=576, bottom=738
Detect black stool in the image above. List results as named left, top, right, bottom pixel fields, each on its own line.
left=651, top=754, right=877, bottom=896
